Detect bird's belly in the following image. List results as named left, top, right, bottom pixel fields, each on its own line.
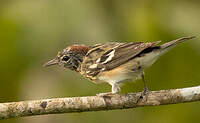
left=97, top=63, right=142, bottom=84
left=98, top=72, right=141, bottom=84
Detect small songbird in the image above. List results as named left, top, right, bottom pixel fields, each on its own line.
left=43, top=36, right=195, bottom=96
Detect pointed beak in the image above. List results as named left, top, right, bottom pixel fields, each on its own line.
left=43, top=58, right=59, bottom=67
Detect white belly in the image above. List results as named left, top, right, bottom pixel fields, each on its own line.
left=98, top=70, right=141, bottom=84
left=97, top=62, right=142, bottom=84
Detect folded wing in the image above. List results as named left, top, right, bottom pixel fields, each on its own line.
left=80, top=41, right=160, bottom=78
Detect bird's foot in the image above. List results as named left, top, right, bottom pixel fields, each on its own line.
left=141, top=87, right=149, bottom=97
left=137, top=87, right=149, bottom=103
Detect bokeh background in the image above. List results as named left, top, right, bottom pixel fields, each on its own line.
left=0, top=0, right=200, bottom=123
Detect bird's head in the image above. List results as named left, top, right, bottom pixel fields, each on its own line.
left=43, top=45, right=90, bottom=71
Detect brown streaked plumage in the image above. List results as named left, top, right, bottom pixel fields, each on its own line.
left=44, top=36, right=195, bottom=96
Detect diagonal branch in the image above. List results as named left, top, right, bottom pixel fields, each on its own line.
left=1, top=85, right=200, bottom=120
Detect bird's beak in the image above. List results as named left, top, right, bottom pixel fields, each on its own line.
left=43, top=58, right=59, bottom=67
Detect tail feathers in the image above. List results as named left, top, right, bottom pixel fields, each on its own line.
left=160, top=36, right=196, bottom=50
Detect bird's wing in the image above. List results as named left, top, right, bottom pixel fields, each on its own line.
left=80, top=42, right=159, bottom=78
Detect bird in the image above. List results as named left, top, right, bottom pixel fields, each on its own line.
left=43, top=36, right=195, bottom=96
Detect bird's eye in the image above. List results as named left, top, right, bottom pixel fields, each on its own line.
left=62, top=56, right=70, bottom=61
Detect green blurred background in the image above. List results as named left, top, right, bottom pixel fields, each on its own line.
left=0, top=0, right=200, bottom=123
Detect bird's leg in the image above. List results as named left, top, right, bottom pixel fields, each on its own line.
left=137, top=72, right=150, bottom=103
left=137, top=71, right=149, bottom=103
left=141, top=71, right=149, bottom=95
left=97, top=83, right=120, bottom=97
left=112, top=83, right=120, bottom=93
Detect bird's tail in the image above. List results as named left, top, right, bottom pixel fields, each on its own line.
left=135, top=36, right=195, bottom=69
left=160, top=36, right=196, bottom=50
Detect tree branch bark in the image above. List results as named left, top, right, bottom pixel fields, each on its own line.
left=1, top=85, right=200, bottom=120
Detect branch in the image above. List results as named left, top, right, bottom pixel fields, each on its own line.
left=1, top=85, right=200, bottom=120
